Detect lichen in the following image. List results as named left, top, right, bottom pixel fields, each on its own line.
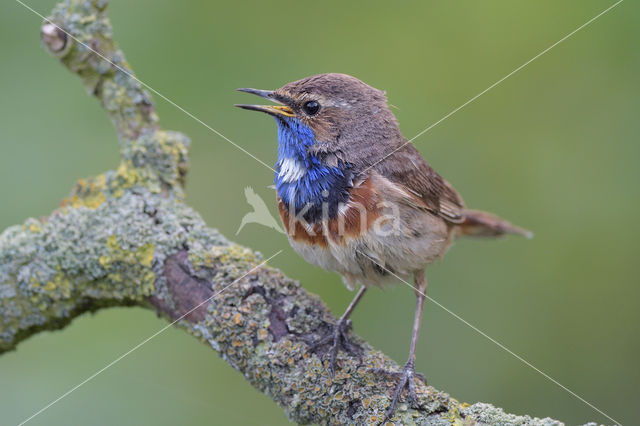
left=63, top=175, right=108, bottom=209
left=23, top=218, right=43, bottom=234
left=461, top=403, right=564, bottom=426
left=46, top=0, right=190, bottom=193
left=441, top=399, right=473, bottom=425
left=97, top=234, right=155, bottom=293
left=182, top=260, right=454, bottom=425
left=0, top=179, right=222, bottom=352
left=189, top=243, right=259, bottom=271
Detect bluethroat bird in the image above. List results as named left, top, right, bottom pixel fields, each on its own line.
left=237, top=73, right=530, bottom=419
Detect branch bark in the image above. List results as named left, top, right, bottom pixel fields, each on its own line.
left=0, top=1, right=570, bottom=424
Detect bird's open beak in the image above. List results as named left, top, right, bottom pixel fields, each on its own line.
left=235, top=88, right=295, bottom=118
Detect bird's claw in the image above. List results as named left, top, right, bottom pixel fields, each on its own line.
left=369, top=366, right=426, bottom=383
left=369, top=361, right=426, bottom=422
left=308, top=318, right=361, bottom=376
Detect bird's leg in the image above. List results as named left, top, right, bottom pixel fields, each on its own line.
left=373, top=270, right=428, bottom=422
left=309, top=285, right=367, bottom=375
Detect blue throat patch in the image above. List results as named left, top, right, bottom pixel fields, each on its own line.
left=273, top=117, right=351, bottom=222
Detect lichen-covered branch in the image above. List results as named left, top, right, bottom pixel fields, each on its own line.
left=0, top=1, right=569, bottom=424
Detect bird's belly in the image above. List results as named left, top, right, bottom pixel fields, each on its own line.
left=288, top=238, right=346, bottom=276
left=282, top=199, right=453, bottom=289
left=332, top=209, right=452, bottom=287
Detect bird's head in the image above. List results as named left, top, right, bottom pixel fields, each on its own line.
left=236, top=73, right=402, bottom=162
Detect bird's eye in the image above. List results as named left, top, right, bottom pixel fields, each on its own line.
left=302, top=100, right=320, bottom=116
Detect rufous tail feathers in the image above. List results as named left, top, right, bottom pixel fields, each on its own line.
left=456, top=209, right=532, bottom=239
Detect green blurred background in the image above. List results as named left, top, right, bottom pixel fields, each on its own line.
left=1, top=0, right=638, bottom=424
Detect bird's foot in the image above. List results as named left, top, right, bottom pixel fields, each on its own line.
left=370, top=360, right=426, bottom=422
left=308, top=317, right=361, bottom=376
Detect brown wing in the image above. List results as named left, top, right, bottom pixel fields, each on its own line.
left=373, top=143, right=465, bottom=223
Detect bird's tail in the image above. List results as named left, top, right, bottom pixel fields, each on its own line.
left=456, top=209, right=532, bottom=239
